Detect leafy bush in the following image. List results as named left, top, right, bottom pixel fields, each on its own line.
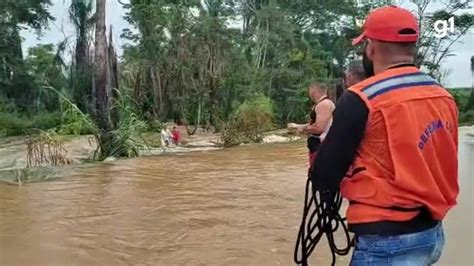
left=94, top=89, right=149, bottom=160
left=449, top=90, right=463, bottom=108
left=448, top=89, right=474, bottom=125
left=57, top=108, right=95, bottom=135
left=459, top=110, right=474, bottom=126
left=32, top=112, right=62, bottom=131
left=148, top=120, right=163, bottom=132
left=0, top=99, right=17, bottom=113
left=448, top=88, right=470, bottom=111
left=221, top=96, right=275, bottom=146
left=105, top=111, right=148, bottom=158
left=0, top=112, right=32, bottom=137
left=42, top=85, right=96, bottom=136
left=0, top=111, right=62, bottom=137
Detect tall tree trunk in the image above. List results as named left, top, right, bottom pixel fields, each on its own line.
left=71, top=0, right=93, bottom=112
left=94, top=0, right=113, bottom=157
left=108, top=27, right=120, bottom=128
left=156, top=68, right=164, bottom=116
left=150, top=67, right=161, bottom=117
left=75, top=34, right=89, bottom=73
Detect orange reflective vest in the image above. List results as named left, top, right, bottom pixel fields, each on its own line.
left=340, top=66, right=459, bottom=224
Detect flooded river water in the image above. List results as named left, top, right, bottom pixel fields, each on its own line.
left=1, top=131, right=473, bottom=266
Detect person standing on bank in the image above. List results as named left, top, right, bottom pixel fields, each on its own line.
left=305, top=5, right=459, bottom=265
left=300, top=82, right=335, bottom=168
left=288, top=82, right=335, bottom=167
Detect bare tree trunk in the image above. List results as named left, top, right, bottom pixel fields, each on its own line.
left=133, top=70, right=141, bottom=101
left=108, top=27, right=120, bottom=128
left=156, top=68, right=164, bottom=116
left=94, top=0, right=113, bottom=157
left=150, top=67, right=161, bottom=117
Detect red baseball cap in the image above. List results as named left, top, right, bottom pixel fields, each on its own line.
left=352, top=5, right=419, bottom=46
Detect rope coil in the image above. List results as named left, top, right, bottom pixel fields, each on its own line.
left=294, top=176, right=355, bottom=266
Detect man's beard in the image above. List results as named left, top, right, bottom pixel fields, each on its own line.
left=362, top=51, right=375, bottom=77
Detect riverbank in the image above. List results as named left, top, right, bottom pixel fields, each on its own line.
left=463, top=125, right=474, bottom=137
left=1, top=126, right=472, bottom=185
left=0, top=127, right=302, bottom=184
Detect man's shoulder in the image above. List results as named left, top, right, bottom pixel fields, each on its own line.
left=347, top=73, right=395, bottom=93
left=316, top=98, right=335, bottom=110
left=348, top=67, right=422, bottom=93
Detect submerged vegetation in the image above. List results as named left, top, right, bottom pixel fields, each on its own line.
left=0, top=0, right=472, bottom=166
left=26, top=131, right=73, bottom=168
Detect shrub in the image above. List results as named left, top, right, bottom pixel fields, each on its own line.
left=459, top=110, right=474, bottom=126
left=0, top=112, right=32, bottom=136
left=41, top=85, right=96, bottom=136
left=448, top=90, right=463, bottom=108
left=94, top=89, right=149, bottom=160
left=221, top=96, right=275, bottom=146
left=57, top=108, right=96, bottom=135
left=104, top=112, right=148, bottom=158
left=448, top=88, right=471, bottom=111
left=0, top=111, right=63, bottom=137
left=148, top=120, right=163, bottom=132
left=32, top=112, right=62, bottom=131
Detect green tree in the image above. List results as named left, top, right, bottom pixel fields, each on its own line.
left=25, top=44, right=66, bottom=111
left=0, top=0, right=53, bottom=110
left=120, top=0, right=366, bottom=129
left=69, top=0, right=95, bottom=111
left=412, top=0, right=474, bottom=83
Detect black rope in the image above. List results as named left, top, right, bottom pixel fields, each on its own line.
left=294, top=174, right=355, bottom=266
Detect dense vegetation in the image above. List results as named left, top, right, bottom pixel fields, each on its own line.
left=0, top=0, right=473, bottom=159
left=449, top=87, right=474, bottom=126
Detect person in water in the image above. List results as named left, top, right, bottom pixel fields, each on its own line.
left=305, top=5, right=458, bottom=265
left=160, top=126, right=173, bottom=149
left=289, top=82, right=335, bottom=168
left=171, top=126, right=181, bottom=145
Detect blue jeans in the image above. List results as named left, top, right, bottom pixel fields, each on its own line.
left=350, top=223, right=445, bottom=266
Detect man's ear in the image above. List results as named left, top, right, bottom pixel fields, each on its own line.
left=366, top=39, right=376, bottom=60
left=346, top=73, right=354, bottom=84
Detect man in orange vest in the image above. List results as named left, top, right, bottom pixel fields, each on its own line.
left=308, top=5, right=459, bottom=265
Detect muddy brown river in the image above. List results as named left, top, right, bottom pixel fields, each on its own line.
left=1, top=132, right=473, bottom=266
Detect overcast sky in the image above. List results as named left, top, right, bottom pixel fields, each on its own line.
left=21, top=0, right=473, bottom=88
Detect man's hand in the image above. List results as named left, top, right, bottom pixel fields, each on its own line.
left=288, top=123, right=308, bottom=134
left=298, top=125, right=308, bottom=134
left=287, top=123, right=299, bottom=129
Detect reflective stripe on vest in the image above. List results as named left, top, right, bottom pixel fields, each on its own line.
left=361, top=72, right=439, bottom=100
